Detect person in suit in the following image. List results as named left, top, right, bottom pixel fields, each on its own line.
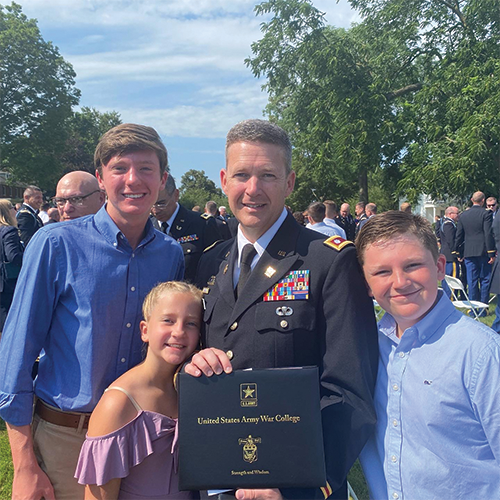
left=16, top=185, right=44, bottom=247
left=490, top=212, right=500, bottom=332
left=151, top=175, right=221, bottom=282
left=0, top=199, right=24, bottom=331
left=335, top=203, right=356, bottom=241
left=203, top=200, right=231, bottom=240
left=186, top=119, right=378, bottom=500
left=439, top=206, right=460, bottom=298
left=453, top=191, right=496, bottom=306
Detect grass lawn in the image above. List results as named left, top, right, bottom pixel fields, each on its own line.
left=0, top=304, right=497, bottom=499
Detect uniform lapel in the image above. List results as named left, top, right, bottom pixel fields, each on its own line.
left=215, top=241, right=238, bottom=308
left=229, top=214, right=301, bottom=325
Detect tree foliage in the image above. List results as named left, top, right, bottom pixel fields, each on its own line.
left=0, top=2, right=80, bottom=190
left=247, top=0, right=500, bottom=207
left=61, top=107, right=122, bottom=174
left=178, top=169, right=227, bottom=209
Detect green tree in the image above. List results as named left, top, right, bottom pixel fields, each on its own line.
left=178, top=169, right=227, bottom=209
left=61, top=107, right=122, bottom=174
left=0, top=2, right=80, bottom=190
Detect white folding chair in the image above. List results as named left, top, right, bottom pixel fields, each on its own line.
left=373, top=299, right=384, bottom=320
left=444, top=275, right=489, bottom=321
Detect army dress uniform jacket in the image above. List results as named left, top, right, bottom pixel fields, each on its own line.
left=153, top=204, right=221, bottom=282
left=195, top=213, right=378, bottom=500
left=453, top=205, right=495, bottom=259
left=16, top=203, right=44, bottom=247
left=439, top=217, right=457, bottom=262
left=489, top=214, right=500, bottom=295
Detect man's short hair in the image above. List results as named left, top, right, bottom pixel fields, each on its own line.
left=164, top=173, right=176, bottom=195
left=486, top=196, right=497, bottom=206
left=94, top=123, right=168, bottom=176
left=226, top=119, right=292, bottom=174
left=445, top=206, right=458, bottom=216
left=23, top=185, right=41, bottom=200
left=471, top=191, right=485, bottom=204
left=205, top=201, right=217, bottom=215
left=356, top=201, right=366, bottom=210
left=323, top=200, right=338, bottom=218
left=307, top=202, right=326, bottom=223
left=366, top=203, right=377, bottom=214
left=356, top=211, right=439, bottom=266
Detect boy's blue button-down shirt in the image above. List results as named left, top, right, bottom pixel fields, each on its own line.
left=360, top=291, right=500, bottom=500
left=0, top=205, right=184, bottom=426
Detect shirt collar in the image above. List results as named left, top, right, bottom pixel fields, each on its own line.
left=166, top=203, right=180, bottom=230
left=94, top=204, right=156, bottom=249
left=236, top=208, right=288, bottom=265
left=24, top=203, right=37, bottom=213
left=378, top=290, right=457, bottom=346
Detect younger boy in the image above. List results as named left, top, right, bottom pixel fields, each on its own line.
left=356, top=211, right=500, bottom=500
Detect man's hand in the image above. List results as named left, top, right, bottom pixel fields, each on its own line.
left=488, top=256, right=495, bottom=265
left=11, top=461, right=55, bottom=500
left=235, top=488, right=283, bottom=500
left=184, top=348, right=233, bottom=377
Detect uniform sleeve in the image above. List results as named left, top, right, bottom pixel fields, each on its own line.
left=2, top=226, right=24, bottom=267
left=453, top=219, right=464, bottom=258
left=16, top=211, right=34, bottom=247
left=483, top=211, right=496, bottom=256
left=204, top=217, right=222, bottom=248
left=319, top=245, right=378, bottom=493
left=442, top=222, right=457, bottom=259
left=0, top=229, right=62, bottom=425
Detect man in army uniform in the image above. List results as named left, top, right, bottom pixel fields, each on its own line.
left=151, top=175, right=221, bottom=282
left=17, top=185, right=44, bottom=246
left=187, top=119, right=378, bottom=500
left=439, top=206, right=460, bottom=298
left=204, top=200, right=231, bottom=240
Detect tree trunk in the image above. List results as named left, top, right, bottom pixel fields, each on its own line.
left=358, top=168, right=368, bottom=203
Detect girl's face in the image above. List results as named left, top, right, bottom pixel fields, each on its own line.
left=140, top=292, right=201, bottom=366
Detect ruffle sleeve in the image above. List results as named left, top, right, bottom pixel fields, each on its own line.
left=75, top=411, right=177, bottom=486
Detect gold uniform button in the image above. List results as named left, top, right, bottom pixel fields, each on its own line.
left=280, top=320, right=288, bottom=329
left=230, top=322, right=238, bottom=331
left=226, top=350, right=234, bottom=360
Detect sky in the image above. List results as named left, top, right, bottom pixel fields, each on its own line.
left=16, top=0, right=360, bottom=187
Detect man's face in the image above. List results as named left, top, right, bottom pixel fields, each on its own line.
left=448, top=208, right=460, bottom=221
left=487, top=199, right=497, bottom=211
left=220, top=207, right=227, bottom=217
left=340, top=204, right=350, bottom=217
left=221, top=141, right=295, bottom=243
left=362, top=234, right=446, bottom=336
left=27, top=191, right=43, bottom=210
left=151, top=187, right=179, bottom=222
left=55, top=181, right=104, bottom=221
left=355, top=204, right=364, bottom=217
left=96, top=150, right=167, bottom=227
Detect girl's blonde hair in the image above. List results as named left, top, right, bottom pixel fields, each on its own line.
left=142, top=281, right=203, bottom=321
left=0, top=199, right=17, bottom=227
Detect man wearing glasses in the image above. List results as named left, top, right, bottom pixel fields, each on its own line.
left=54, top=171, right=106, bottom=221
left=486, top=197, right=498, bottom=219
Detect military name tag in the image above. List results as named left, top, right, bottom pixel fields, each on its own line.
left=263, top=270, right=309, bottom=301
left=177, top=234, right=199, bottom=243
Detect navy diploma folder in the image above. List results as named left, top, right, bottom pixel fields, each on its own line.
left=177, top=366, right=326, bottom=491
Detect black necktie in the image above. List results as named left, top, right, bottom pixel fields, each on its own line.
left=237, top=244, right=257, bottom=298
left=161, top=221, right=169, bottom=234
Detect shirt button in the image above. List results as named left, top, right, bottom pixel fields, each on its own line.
left=132, top=253, right=135, bottom=258
left=226, top=350, right=234, bottom=360
left=398, top=352, right=405, bottom=358
left=392, top=419, right=398, bottom=427
left=391, top=455, right=397, bottom=462
left=393, top=384, right=399, bottom=391
left=393, top=493, right=399, bottom=499
left=230, top=322, right=238, bottom=331
left=130, top=286, right=136, bottom=292
left=113, top=242, right=117, bottom=247
left=121, top=358, right=126, bottom=363
left=126, top=323, right=132, bottom=328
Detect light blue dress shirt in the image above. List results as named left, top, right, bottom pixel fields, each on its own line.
left=0, top=206, right=184, bottom=426
left=360, top=291, right=500, bottom=500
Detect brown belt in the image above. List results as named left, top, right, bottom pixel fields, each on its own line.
left=35, top=399, right=91, bottom=430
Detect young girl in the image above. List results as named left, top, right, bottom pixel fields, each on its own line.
left=75, top=281, right=202, bottom=499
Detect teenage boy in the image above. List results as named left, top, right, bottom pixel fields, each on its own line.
left=0, top=124, right=184, bottom=500
left=356, top=210, right=500, bottom=500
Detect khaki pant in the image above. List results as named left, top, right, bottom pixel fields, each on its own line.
left=33, top=414, right=86, bottom=500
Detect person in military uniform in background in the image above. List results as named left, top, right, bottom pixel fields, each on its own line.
left=16, top=185, right=44, bottom=247
left=151, top=175, right=221, bottom=282
left=335, top=203, right=356, bottom=241
left=203, top=200, right=231, bottom=240
left=187, top=119, right=378, bottom=500
left=439, top=206, right=460, bottom=298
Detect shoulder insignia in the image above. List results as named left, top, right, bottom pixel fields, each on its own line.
left=203, top=239, right=224, bottom=252
left=201, top=213, right=211, bottom=220
left=323, top=236, right=353, bottom=251
left=18, top=209, right=31, bottom=214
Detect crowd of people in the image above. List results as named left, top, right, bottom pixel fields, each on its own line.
left=0, top=119, right=497, bottom=500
